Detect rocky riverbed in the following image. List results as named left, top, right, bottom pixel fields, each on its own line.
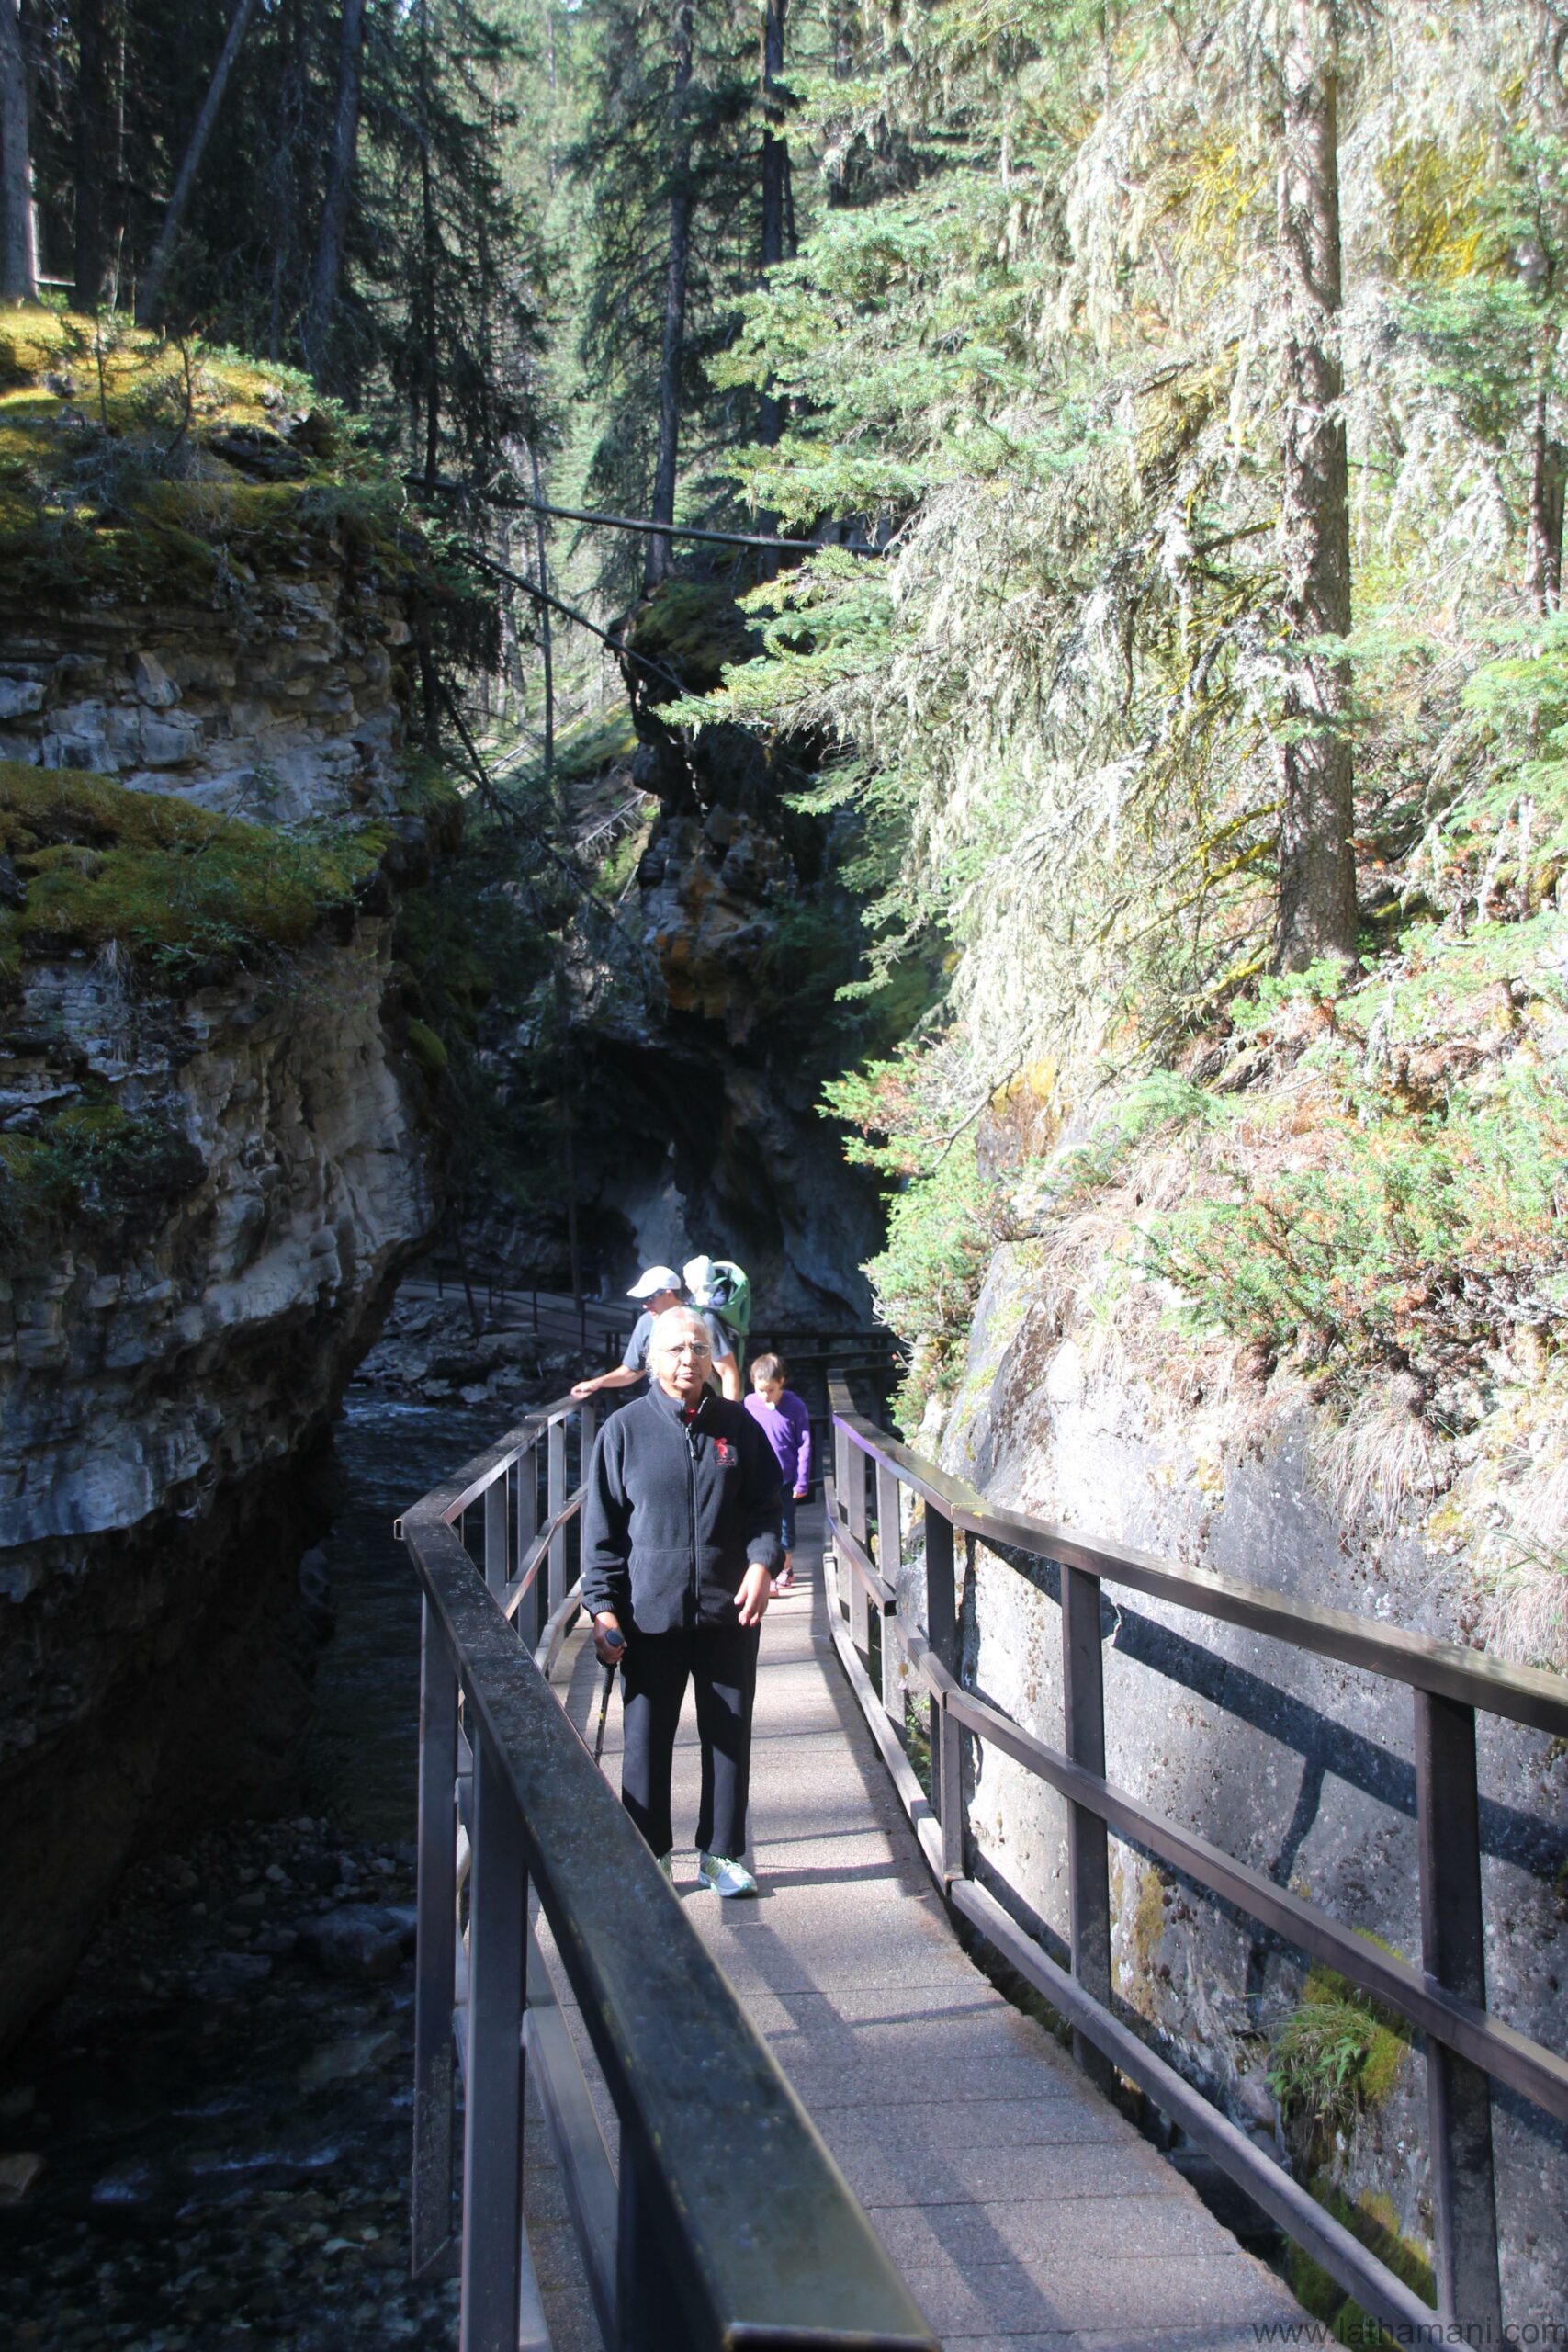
left=0, top=1384, right=562, bottom=2351
left=0, top=1815, right=453, bottom=2352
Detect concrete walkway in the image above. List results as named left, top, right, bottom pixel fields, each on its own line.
left=556, top=1502, right=1307, bottom=2352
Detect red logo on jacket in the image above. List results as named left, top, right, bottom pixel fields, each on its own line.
left=715, top=1439, right=736, bottom=1467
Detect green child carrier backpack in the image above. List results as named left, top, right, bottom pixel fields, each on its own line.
left=682, top=1255, right=752, bottom=1348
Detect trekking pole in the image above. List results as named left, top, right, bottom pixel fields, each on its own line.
left=592, top=1626, right=626, bottom=1769
left=592, top=1661, right=615, bottom=1765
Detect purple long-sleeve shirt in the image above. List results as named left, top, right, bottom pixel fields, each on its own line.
left=743, top=1387, right=813, bottom=1493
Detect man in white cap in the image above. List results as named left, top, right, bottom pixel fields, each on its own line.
left=571, top=1264, right=740, bottom=1402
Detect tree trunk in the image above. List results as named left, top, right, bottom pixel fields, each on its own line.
left=135, top=0, right=260, bottom=326
left=417, top=0, right=440, bottom=492
left=525, top=436, right=558, bottom=810
left=1525, top=368, right=1566, bottom=613
left=757, top=0, right=788, bottom=452
left=302, top=0, right=367, bottom=384
left=0, top=0, right=39, bottom=302
left=73, top=0, right=118, bottom=311
left=1272, top=0, right=1358, bottom=973
left=645, top=0, right=694, bottom=595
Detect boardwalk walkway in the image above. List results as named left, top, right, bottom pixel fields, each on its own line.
left=549, top=1500, right=1305, bottom=2352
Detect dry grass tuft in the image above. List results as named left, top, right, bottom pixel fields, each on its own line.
left=1316, top=1376, right=1451, bottom=1537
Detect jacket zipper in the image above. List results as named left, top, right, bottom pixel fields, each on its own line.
left=685, top=1410, right=699, bottom=1623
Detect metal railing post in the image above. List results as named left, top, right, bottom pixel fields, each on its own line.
left=514, top=1438, right=539, bottom=1648
left=1061, top=1564, right=1113, bottom=2093
left=547, top=1415, right=568, bottom=1615
left=875, top=1460, right=905, bottom=1736
left=926, top=1506, right=965, bottom=1880
left=846, top=1436, right=870, bottom=1657
left=832, top=1418, right=852, bottom=1628
left=412, top=1600, right=459, bottom=2278
left=616, top=2144, right=689, bottom=2350
left=460, top=1728, right=529, bottom=2352
left=1415, top=1690, right=1503, bottom=2335
left=484, top=1470, right=508, bottom=1599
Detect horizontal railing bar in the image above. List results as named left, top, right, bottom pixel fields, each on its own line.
left=820, top=1459, right=1437, bottom=2344
left=420, top=1413, right=553, bottom=1526
left=502, top=1487, right=586, bottom=1624
left=942, top=1677, right=1568, bottom=2126
left=821, top=1542, right=943, bottom=1880
left=400, top=1505, right=937, bottom=2348
left=829, top=1392, right=1568, bottom=1737
left=949, top=1876, right=1437, bottom=2342
left=827, top=1507, right=897, bottom=1611
left=535, top=1577, right=584, bottom=1680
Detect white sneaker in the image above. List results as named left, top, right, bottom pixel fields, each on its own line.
left=656, top=1851, right=674, bottom=1883
left=698, top=1851, right=758, bottom=1898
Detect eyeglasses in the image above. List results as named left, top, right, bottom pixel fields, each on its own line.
left=660, top=1340, right=712, bottom=1360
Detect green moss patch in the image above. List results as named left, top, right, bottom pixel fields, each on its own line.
left=0, top=310, right=415, bottom=608
left=1289, top=2183, right=1436, bottom=2345
left=629, top=581, right=761, bottom=698
left=403, top=1018, right=448, bottom=1079
left=1269, top=1942, right=1410, bottom=2143
left=0, top=762, right=388, bottom=987
left=0, top=1092, right=206, bottom=1268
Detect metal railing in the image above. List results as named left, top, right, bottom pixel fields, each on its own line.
left=398, top=1387, right=938, bottom=2352
left=824, top=1376, right=1568, bottom=2349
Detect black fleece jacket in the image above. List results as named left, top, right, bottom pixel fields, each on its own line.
left=581, top=1385, right=784, bottom=1634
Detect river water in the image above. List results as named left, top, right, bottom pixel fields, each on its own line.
left=303, top=1393, right=501, bottom=1840
left=0, top=1390, right=502, bottom=2352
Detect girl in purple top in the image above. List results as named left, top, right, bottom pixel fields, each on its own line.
left=744, top=1354, right=812, bottom=1592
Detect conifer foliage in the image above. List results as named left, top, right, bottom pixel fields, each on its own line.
left=12, top=0, right=544, bottom=487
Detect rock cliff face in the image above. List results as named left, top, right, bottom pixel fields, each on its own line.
left=0, top=407, right=441, bottom=2047
left=599, top=786, right=879, bottom=1321
left=927, top=1247, right=1568, bottom=2325
left=0, top=519, right=412, bottom=829
left=555, top=609, right=882, bottom=1323
left=0, top=934, right=432, bottom=2049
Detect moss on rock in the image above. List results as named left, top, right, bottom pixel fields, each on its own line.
left=629, top=581, right=761, bottom=698
left=0, top=309, right=416, bottom=610
left=0, top=761, right=388, bottom=986
left=1268, top=1937, right=1410, bottom=2143
left=1288, top=2182, right=1436, bottom=2345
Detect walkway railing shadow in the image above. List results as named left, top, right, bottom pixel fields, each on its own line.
left=825, top=1376, right=1568, bottom=2350
left=396, top=1387, right=937, bottom=2352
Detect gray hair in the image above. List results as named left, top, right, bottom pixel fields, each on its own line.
left=648, top=1305, right=712, bottom=1360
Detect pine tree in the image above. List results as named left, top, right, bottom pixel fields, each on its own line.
left=1272, top=0, right=1358, bottom=971
left=301, top=0, right=366, bottom=383
left=0, top=0, right=39, bottom=299
left=135, top=0, right=262, bottom=326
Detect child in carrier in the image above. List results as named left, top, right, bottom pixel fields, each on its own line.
left=744, top=1354, right=812, bottom=1594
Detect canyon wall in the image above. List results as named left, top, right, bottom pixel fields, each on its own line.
left=923, top=1244, right=1568, bottom=2326
left=0, top=419, right=442, bottom=2046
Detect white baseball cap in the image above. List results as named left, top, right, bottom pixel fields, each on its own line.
left=627, top=1264, right=682, bottom=1300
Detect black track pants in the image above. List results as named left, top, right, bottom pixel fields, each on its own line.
left=619, top=1620, right=761, bottom=1860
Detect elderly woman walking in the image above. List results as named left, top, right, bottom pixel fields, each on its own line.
left=581, top=1306, right=783, bottom=1895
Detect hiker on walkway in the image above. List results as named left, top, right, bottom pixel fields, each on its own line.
left=682, top=1255, right=750, bottom=1402
left=570, top=1263, right=740, bottom=1403
left=744, top=1354, right=812, bottom=1596
left=581, top=1306, right=782, bottom=1896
